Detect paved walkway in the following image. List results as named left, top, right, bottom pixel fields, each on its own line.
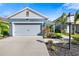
left=0, top=36, right=49, bottom=56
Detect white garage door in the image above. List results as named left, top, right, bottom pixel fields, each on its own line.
left=14, top=23, right=42, bottom=36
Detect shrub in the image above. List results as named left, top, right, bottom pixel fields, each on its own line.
left=50, top=45, right=58, bottom=55
left=47, top=40, right=58, bottom=55
left=72, top=34, right=79, bottom=41
left=48, top=40, right=53, bottom=45
left=51, top=33, right=62, bottom=38
left=71, top=40, right=79, bottom=45
left=47, top=32, right=52, bottom=38
left=63, top=33, right=69, bottom=36
left=50, top=33, right=56, bottom=38
left=55, top=29, right=61, bottom=33
left=43, top=26, right=51, bottom=38
left=51, top=45, right=58, bottom=52
left=54, top=33, right=62, bottom=38
left=43, top=32, right=51, bottom=38
left=2, top=31, right=9, bottom=37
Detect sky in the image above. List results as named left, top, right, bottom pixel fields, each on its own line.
left=0, top=3, right=79, bottom=21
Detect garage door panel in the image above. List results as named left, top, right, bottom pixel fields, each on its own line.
left=14, top=23, right=41, bottom=36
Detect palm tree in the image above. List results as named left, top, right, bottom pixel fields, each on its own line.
left=73, top=10, right=79, bottom=34
left=0, top=18, right=9, bottom=37
left=56, top=13, right=67, bottom=33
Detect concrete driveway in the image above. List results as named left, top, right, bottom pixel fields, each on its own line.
left=0, top=36, right=49, bottom=56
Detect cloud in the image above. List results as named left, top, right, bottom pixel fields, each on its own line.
left=54, top=3, right=79, bottom=20
left=63, top=3, right=79, bottom=10
left=54, top=4, right=65, bottom=20
left=55, top=3, right=79, bottom=18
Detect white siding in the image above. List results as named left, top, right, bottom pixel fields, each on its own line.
left=11, top=9, right=43, bottom=19
left=66, top=25, right=69, bottom=33
left=8, top=7, right=48, bottom=36
left=10, top=19, right=45, bottom=22
left=67, top=15, right=74, bottom=23
left=76, top=24, right=79, bottom=33
left=76, top=20, right=79, bottom=24
left=66, top=24, right=73, bottom=33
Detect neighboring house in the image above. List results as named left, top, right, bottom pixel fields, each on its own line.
left=53, top=14, right=79, bottom=34
left=7, top=7, right=48, bottom=36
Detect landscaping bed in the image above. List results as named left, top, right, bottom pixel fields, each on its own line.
left=46, top=43, right=79, bottom=56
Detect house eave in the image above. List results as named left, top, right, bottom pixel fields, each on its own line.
left=8, top=17, right=47, bottom=20
left=6, top=7, right=48, bottom=20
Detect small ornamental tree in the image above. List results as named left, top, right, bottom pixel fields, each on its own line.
left=0, top=18, right=9, bottom=37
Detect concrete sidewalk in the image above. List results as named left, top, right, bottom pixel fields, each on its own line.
left=0, top=36, right=49, bottom=56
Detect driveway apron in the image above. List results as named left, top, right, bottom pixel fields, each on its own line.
left=0, top=36, right=49, bottom=56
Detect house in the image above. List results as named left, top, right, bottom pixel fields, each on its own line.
left=7, top=7, right=48, bottom=36
left=53, top=14, right=79, bottom=34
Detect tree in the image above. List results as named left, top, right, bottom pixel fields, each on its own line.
left=0, top=18, right=9, bottom=37
left=56, top=13, right=67, bottom=33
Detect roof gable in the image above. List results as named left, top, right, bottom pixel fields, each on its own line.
left=7, top=7, right=48, bottom=19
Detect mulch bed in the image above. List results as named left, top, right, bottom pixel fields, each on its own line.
left=46, top=43, right=79, bottom=56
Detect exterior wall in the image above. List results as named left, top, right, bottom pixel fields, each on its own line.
left=11, top=9, right=43, bottom=19
left=65, top=24, right=73, bottom=33
left=8, top=8, right=48, bottom=36
left=76, top=20, right=79, bottom=24
left=9, top=22, right=15, bottom=36
left=9, top=22, right=12, bottom=36
left=76, top=24, right=79, bottom=33
left=65, top=24, right=79, bottom=34
left=9, top=19, right=47, bottom=36
left=67, top=15, right=74, bottom=23
left=54, top=23, right=74, bottom=33
left=9, top=19, right=45, bottom=22
left=66, top=25, right=69, bottom=33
